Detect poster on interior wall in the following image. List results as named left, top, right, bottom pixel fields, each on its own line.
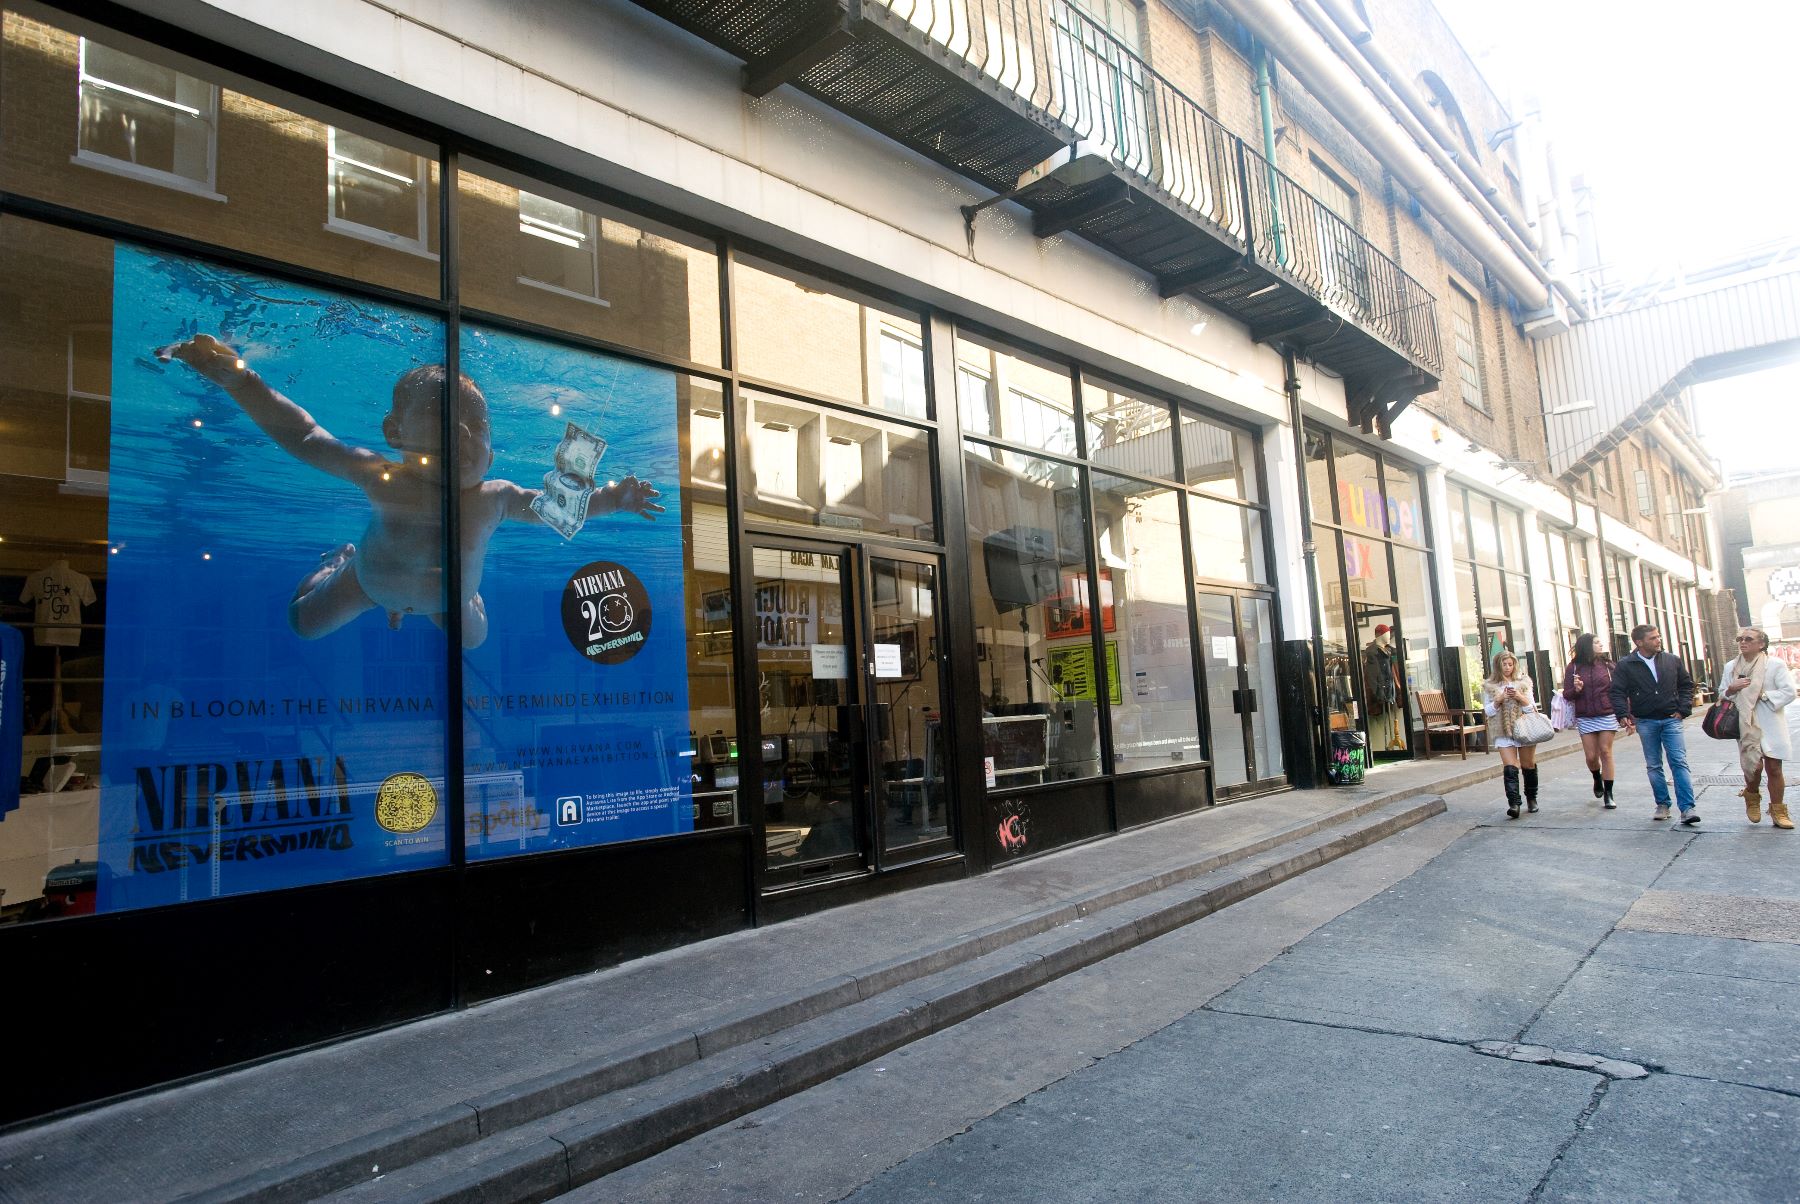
left=96, top=244, right=454, bottom=913
left=457, top=321, right=690, bottom=857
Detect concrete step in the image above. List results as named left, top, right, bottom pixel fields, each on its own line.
left=303, top=794, right=1445, bottom=1203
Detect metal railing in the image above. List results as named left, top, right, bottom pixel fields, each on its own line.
left=866, top=0, right=1441, bottom=374
left=1240, top=144, right=1443, bottom=372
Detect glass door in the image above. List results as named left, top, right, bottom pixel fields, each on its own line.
left=1197, top=592, right=1249, bottom=790
left=752, top=543, right=867, bottom=883
left=751, top=541, right=954, bottom=887
left=866, top=551, right=951, bottom=862
left=1197, top=589, right=1284, bottom=796
left=1242, top=596, right=1285, bottom=784
left=1352, top=601, right=1408, bottom=756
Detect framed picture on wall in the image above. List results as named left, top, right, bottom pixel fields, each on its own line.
left=1043, top=568, right=1115, bottom=639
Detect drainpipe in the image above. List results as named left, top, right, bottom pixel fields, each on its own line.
left=1213, top=0, right=1573, bottom=316
left=1255, top=45, right=1288, bottom=266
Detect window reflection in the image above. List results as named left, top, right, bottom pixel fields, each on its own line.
left=733, top=256, right=925, bottom=416
left=963, top=442, right=1099, bottom=785
left=743, top=391, right=933, bottom=540
left=1085, top=382, right=1174, bottom=481
left=1182, top=411, right=1257, bottom=501
left=1093, top=472, right=1199, bottom=771
left=1187, top=495, right=1264, bottom=584
left=4, top=12, right=441, bottom=296
left=458, top=162, right=722, bottom=365
left=954, top=331, right=1075, bottom=453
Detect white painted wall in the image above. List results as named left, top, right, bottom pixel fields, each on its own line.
left=120, top=0, right=1290, bottom=428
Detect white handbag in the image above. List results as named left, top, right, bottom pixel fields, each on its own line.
left=1513, top=709, right=1555, bottom=745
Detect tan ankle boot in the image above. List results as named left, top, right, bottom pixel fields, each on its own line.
left=1744, top=788, right=1763, bottom=824
left=1771, top=800, right=1794, bottom=830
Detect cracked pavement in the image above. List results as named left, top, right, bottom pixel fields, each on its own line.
left=578, top=713, right=1800, bottom=1203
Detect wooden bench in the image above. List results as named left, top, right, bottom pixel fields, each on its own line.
left=1415, top=689, right=1487, bottom=759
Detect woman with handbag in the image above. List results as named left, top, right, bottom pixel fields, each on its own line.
left=1718, top=627, right=1797, bottom=828
left=1485, top=649, right=1550, bottom=819
left=1562, top=633, right=1620, bottom=809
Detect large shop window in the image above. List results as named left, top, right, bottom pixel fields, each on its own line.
left=458, top=162, right=723, bottom=367
left=963, top=443, right=1101, bottom=786
left=458, top=325, right=734, bottom=858
left=1309, top=432, right=1439, bottom=751
left=0, top=217, right=453, bottom=922
left=732, top=256, right=926, bottom=418
left=1092, top=472, right=1199, bottom=771
left=3, top=10, right=440, bottom=296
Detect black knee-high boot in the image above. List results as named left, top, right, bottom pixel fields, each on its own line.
left=1504, top=765, right=1522, bottom=819
left=1591, top=768, right=1604, bottom=797
left=1602, top=779, right=1616, bottom=809
left=1524, top=767, right=1539, bottom=813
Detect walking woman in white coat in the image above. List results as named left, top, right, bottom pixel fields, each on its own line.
left=1720, top=627, right=1797, bottom=829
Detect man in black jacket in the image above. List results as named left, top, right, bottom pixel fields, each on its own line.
left=1611, top=624, right=1698, bottom=823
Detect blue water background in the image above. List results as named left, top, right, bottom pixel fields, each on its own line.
left=459, top=322, right=692, bottom=857
left=97, top=246, right=692, bottom=911
left=99, top=245, right=452, bottom=911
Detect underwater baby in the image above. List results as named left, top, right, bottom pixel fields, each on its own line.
left=158, top=334, right=663, bottom=649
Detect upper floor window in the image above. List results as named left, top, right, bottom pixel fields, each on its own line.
left=327, top=127, right=429, bottom=251
left=1068, top=0, right=1142, bottom=49
left=1448, top=282, right=1486, bottom=413
left=518, top=190, right=602, bottom=302
left=76, top=38, right=218, bottom=195
left=1418, top=71, right=1481, bottom=163
left=1309, top=157, right=1360, bottom=229
left=1634, top=467, right=1654, bottom=517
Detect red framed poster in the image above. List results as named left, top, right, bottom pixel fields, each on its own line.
left=1044, top=568, right=1115, bottom=639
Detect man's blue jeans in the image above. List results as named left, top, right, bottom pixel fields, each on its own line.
left=1635, top=716, right=1696, bottom=813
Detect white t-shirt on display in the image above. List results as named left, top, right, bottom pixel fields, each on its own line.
left=21, top=560, right=97, bottom=647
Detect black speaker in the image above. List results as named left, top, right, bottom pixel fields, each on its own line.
left=982, top=526, right=1059, bottom=612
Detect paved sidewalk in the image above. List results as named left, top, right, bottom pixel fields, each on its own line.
left=794, top=712, right=1800, bottom=1204
left=0, top=737, right=1553, bottom=1203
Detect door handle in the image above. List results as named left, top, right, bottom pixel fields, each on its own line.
left=1230, top=688, right=1243, bottom=714
left=1245, top=689, right=1258, bottom=714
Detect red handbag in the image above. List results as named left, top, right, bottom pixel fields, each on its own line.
left=1701, top=699, right=1740, bottom=741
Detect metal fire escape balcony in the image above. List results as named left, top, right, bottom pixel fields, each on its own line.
left=630, top=0, right=1443, bottom=429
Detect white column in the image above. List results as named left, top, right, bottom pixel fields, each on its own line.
left=1424, top=467, right=1462, bottom=648
left=1264, top=419, right=1314, bottom=641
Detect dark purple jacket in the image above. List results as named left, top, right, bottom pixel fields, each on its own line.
left=1562, top=658, right=1615, bottom=719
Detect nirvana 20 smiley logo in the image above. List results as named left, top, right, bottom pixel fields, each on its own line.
left=561, top=561, right=652, bottom=665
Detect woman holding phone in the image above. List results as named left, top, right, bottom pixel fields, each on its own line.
left=1484, top=649, right=1541, bottom=819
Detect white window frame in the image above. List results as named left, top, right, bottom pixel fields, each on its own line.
left=325, top=126, right=432, bottom=255
left=877, top=325, right=928, bottom=419
left=517, top=191, right=608, bottom=306
left=65, top=324, right=111, bottom=489
left=1448, top=281, right=1486, bottom=413
left=74, top=37, right=222, bottom=201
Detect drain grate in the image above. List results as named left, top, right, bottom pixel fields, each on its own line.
left=1696, top=774, right=1746, bottom=786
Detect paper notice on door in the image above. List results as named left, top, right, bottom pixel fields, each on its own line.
left=810, top=644, right=849, bottom=679
left=1211, top=636, right=1238, bottom=667
left=984, top=756, right=997, bottom=788
left=873, top=643, right=904, bottom=678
